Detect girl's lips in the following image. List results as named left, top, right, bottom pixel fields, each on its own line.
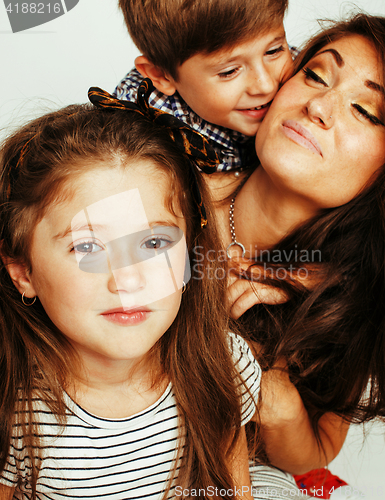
left=101, top=307, right=151, bottom=326
left=282, top=120, right=323, bottom=156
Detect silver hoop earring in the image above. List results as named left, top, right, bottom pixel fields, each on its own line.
left=182, top=281, right=186, bottom=294
left=22, top=292, right=36, bottom=306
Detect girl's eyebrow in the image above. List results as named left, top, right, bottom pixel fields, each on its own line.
left=54, top=220, right=180, bottom=240
left=54, top=224, right=104, bottom=240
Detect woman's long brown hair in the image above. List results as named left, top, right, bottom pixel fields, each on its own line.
left=0, top=106, right=243, bottom=498
left=240, top=13, right=385, bottom=434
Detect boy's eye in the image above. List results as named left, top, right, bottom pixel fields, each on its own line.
left=352, top=103, right=384, bottom=126
left=302, top=67, right=328, bottom=87
left=218, top=68, right=239, bottom=79
left=265, top=45, right=285, bottom=56
left=141, top=237, right=172, bottom=250
left=73, top=241, right=103, bottom=254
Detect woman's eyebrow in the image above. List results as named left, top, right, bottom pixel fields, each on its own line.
left=366, top=80, right=385, bottom=97
left=316, top=48, right=384, bottom=95
left=318, top=48, right=344, bottom=67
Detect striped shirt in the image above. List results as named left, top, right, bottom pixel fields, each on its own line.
left=1, top=333, right=261, bottom=500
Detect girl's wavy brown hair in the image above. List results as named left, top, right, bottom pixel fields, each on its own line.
left=0, top=105, right=243, bottom=499
left=240, top=12, right=385, bottom=431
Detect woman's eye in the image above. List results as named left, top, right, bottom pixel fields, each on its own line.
left=265, top=45, right=285, bottom=56
left=73, top=241, right=103, bottom=254
left=218, top=68, right=239, bottom=79
left=352, top=104, right=384, bottom=126
left=303, top=67, right=328, bottom=86
left=141, top=237, right=172, bottom=250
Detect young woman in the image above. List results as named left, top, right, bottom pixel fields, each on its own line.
left=205, top=12, right=385, bottom=476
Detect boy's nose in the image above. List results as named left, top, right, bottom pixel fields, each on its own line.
left=247, top=66, right=277, bottom=96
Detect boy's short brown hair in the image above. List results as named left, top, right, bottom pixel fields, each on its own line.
left=119, top=0, right=288, bottom=79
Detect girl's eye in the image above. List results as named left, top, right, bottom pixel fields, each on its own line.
left=265, top=45, right=285, bottom=56
left=141, top=237, right=172, bottom=250
left=218, top=68, right=239, bottom=79
left=303, top=67, right=328, bottom=86
left=73, top=241, right=103, bottom=254
left=352, top=104, right=384, bottom=126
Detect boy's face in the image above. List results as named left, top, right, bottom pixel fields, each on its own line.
left=172, top=24, right=293, bottom=136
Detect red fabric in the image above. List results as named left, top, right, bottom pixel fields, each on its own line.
left=294, top=469, right=348, bottom=499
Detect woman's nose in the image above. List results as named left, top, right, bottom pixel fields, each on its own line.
left=305, top=92, right=335, bottom=128
left=247, top=66, right=277, bottom=96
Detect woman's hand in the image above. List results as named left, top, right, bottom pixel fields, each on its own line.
left=227, top=258, right=288, bottom=319
left=258, top=359, right=305, bottom=430
left=256, top=358, right=349, bottom=475
left=228, top=279, right=288, bottom=319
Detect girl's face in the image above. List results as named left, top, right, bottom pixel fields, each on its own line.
left=255, top=35, right=385, bottom=209
left=24, top=161, right=188, bottom=369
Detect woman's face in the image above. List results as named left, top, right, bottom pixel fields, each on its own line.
left=255, top=35, right=385, bottom=209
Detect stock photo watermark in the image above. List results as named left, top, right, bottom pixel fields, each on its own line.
left=192, top=245, right=322, bottom=281
left=4, top=0, right=79, bottom=32
left=175, top=485, right=384, bottom=498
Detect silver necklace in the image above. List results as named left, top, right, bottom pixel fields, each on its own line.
left=226, top=191, right=246, bottom=259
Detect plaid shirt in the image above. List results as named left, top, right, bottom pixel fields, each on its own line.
left=114, top=47, right=299, bottom=172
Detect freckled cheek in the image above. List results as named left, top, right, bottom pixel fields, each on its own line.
left=276, top=58, right=294, bottom=86
left=369, top=138, right=385, bottom=167
left=33, top=261, right=99, bottom=309
left=267, top=82, right=299, bottom=117
left=215, top=79, right=244, bottom=104
left=207, top=90, right=235, bottom=112
left=345, top=133, right=385, bottom=173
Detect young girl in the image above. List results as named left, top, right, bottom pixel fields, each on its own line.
left=0, top=104, right=261, bottom=499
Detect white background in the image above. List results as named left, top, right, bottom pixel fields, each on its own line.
left=1, top=0, right=385, bottom=496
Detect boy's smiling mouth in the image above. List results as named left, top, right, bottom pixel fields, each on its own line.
left=236, top=100, right=272, bottom=119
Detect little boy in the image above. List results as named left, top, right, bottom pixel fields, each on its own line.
left=115, top=0, right=295, bottom=172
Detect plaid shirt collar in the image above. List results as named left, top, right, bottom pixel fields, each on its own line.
left=145, top=78, right=250, bottom=150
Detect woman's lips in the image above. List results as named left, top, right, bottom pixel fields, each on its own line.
left=101, top=307, right=151, bottom=326
left=282, top=120, right=323, bottom=156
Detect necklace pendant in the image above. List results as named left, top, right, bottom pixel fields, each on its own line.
left=226, top=241, right=246, bottom=259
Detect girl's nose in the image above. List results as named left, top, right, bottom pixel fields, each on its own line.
left=248, top=66, right=277, bottom=96
left=305, top=92, right=335, bottom=128
left=109, top=263, right=145, bottom=294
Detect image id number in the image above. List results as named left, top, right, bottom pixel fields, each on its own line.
left=5, top=3, right=62, bottom=14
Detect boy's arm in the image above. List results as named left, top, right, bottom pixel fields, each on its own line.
left=256, top=363, right=349, bottom=475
